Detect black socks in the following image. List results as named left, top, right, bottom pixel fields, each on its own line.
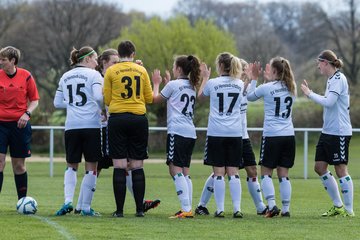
left=15, top=172, right=28, bottom=199
left=113, top=168, right=126, bottom=213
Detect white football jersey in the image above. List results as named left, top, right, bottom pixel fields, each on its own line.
left=247, top=81, right=295, bottom=137
left=203, top=76, right=244, bottom=137
left=55, top=67, right=103, bottom=130
left=322, top=71, right=352, bottom=135
left=161, top=78, right=196, bottom=139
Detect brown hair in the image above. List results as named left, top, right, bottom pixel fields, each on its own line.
left=0, top=46, right=21, bottom=65
left=216, top=52, right=242, bottom=79
left=96, top=48, right=118, bottom=73
left=118, top=40, right=135, bottom=58
left=70, top=46, right=96, bottom=66
left=175, top=55, right=201, bottom=88
left=318, top=50, right=343, bottom=69
left=270, top=57, right=296, bottom=96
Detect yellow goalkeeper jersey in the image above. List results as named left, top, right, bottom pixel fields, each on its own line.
left=103, top=61, right=153, bottom=115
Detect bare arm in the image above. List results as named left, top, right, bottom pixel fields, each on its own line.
left=17, top=100, right=39, bottom=128
left=197, top=62, right=211, bottom=101
left=151, top=69, right=164, bottom=104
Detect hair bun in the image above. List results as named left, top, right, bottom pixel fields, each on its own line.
left=187, top=55, right=194, bottom=61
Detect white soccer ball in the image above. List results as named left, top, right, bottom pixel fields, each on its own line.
left=16, top=196, right=38, bottom=215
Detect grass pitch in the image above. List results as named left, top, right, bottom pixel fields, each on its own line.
left=0, top=161, right=359, bottom=240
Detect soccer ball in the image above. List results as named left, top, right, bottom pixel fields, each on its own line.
left=16, top=196, right=38, bottom=215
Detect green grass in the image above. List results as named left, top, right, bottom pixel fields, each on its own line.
left=0, top=162, right=359, bottom=240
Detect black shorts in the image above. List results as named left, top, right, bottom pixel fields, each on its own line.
left=166, top=134, right=195, bottom=168
left=65, top=128, right=102, bottom=163
left=240, top=138, right=256, bottom=169
left=108, top=113, right=149, bottom=160
left=315, top=133, right=351, bottom=165
left=98, top=126, right=113, bottom=170
left=0, top=121, right=32, bottom=158
left=259, top=136, right=295, bottom=169
left=204, top=136, right=243, bottom=167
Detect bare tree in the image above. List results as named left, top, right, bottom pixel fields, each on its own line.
left=0, top=0, right=26, bottom=43
left=11, top=0, right=130, bottom=101
left=325, top=0, right=360, bottom=84
left=174, top=0, right=287, bottom=65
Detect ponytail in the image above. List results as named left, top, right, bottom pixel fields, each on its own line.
left=270, top=57, right=296, bottom=96
left=175, top=55, right=201, bottom=88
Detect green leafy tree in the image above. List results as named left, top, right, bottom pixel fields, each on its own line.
left=104, top=15, right=238, bottom=126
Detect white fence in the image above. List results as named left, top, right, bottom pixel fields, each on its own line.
left=32, top=126, right=360, bottom=178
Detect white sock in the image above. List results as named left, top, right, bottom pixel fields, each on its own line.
left=79, top=171, right=97, bottom=212
left=126, top=170, right=133, bottom=196
left=185, top=175, right=193, bottom=208
left=229, top=175, right=241, bottom=213
left=247, top=177, right=266, bottom=212
left=64, top=167, right=77, bottom=204
left=320, top=171, right=343, bottom=207
left=214, top=175, right=225, bottom=213
left=198, top=174, right=214, bottom=207
left=339, top=175, right=353, bottom=213
left=75, top=187, right=83, bottom=211
left=279, top=177, right=291, bottom=213
left=173, top=173, right=191, bottom=212
left=261, top=175, right=276, bottom=209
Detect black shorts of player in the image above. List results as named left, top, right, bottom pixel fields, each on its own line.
left=97, top=126, right=113, bottom=170
left=0, top=121, right=32, bottom=158
left=65, top=128, right=101, bottom=163
left=315, top=133, right=351, bottom=165
left=259, top=136, right=295, bottom=169
left=108, top=113, right=149, bottom=160
left=204, top=136, right=243, bottom=168
left=166, top=134, right=195, bottom=168
left=240, top=138, right=256, bottom=169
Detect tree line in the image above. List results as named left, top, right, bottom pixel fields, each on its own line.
left=0, top=0, right=359, bottom=151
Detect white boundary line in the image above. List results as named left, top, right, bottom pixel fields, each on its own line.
left=31, top=215, right=76, bottom=240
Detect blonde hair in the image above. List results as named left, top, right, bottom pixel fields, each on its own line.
left=215, top=52, right=242, bottom=79
left=239, top=58, right=249, bottom=82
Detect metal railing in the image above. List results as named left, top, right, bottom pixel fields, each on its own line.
left=32, top=126, right=359, bottom=178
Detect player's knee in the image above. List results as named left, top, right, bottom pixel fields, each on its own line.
left=12, top=162, right=26, bottom=174
left=245, top=165, right=257, bottom=177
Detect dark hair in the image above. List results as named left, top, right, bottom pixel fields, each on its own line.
left=96, top=48, right=119, bottom=73
left=0, top=46, right=21, bottom=65
left=70, top=46, right=95, bottom=66
left=270, top=57, right=296, bottom=96
left=175, top=55, right=201, bottom=88
left=118, top=40, right=136, bottom=58
left=318, top=50, right=343, bottom=69
left=216, top=52, right=242, bottom=78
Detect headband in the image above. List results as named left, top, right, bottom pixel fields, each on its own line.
left=78, top=50, right=95, bottom=60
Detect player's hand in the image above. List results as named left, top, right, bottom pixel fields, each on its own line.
left=164, top=70, right=171, bottom=85
left=200, top=62, right=211, bottom=80
left=135, top=59, right=143, bottom=66
left=246, top=61, right=262, bottom=80
left=301, top=79, right=312, bottom=96
left=17, top=113, right=29, bottom=128
left=263, top=64, right=272, bottom=82
left=151, top=69, right=162, bottom=86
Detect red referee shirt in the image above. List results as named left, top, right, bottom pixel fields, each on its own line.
left=0, top=68, right=40, bottom=121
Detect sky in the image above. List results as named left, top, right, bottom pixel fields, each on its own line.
left=108, top=0, right=340, bottom=16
